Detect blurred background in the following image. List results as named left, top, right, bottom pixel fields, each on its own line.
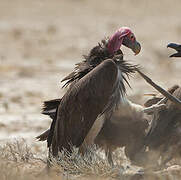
left=0, top=0, right=181, bottom=142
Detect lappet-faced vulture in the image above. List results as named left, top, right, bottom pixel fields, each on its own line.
left=37, top=27, right=141, bottom=157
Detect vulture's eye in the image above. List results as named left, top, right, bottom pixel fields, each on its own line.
left=130, top=34, right=135, bottom=41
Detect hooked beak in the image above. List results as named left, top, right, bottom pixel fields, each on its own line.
left=132, top=41, right=141, bottom=55
left=122, top=37, right=141, bottom=55
left=167, top=43, right=181, bottom=57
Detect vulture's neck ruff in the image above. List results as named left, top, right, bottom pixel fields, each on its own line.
left=62, top=39, right=137, bottom=87
left=62, top=39, right=138, bottom=113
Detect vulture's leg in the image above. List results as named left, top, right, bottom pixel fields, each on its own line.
left=137, top=70, right=181, bottom=109
left=79, top=114, right=105, bottom=156
left=105, top=148, right=114, bottom=167
left=78, top=143, right=88, bottom=155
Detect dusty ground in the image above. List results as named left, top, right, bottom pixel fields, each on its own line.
left=0, top=0, right=181, bottom=179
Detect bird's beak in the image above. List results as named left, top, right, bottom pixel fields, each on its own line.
left=132, top=41, right=141, bottom=55
left=122, top=37, right=141, bottom=55
left=167, top=43, right=181, bottom=57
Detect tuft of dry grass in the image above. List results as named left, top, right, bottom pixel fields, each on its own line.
left=0, top=139, right=48, bottom=180
left=1, top=139, right=181, bottom=180
left=48, top=145, right=126, bottom=179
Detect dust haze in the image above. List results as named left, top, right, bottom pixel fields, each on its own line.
left=0, top=0, right=181, bottom=179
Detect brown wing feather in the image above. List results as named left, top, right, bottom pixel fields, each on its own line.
left=49, top=59, right=118, bottom=156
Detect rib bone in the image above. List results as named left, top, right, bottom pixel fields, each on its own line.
left=143, top=104, right=166, bottom=114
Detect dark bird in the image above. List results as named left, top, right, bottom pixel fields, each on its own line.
left=144, top=85, right=181, bottom=166
left=167, top=43, right=181, bottom=57
left=143, top=43, right=181, bottom=165
left=37, top=27, right=141, bottom=157
left=134, top=47, right=181, bottom=166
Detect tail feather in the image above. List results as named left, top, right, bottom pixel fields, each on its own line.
left=42, top=98, right=61, bottom=113
left=37, top=99, right=61, bottom=143
left=42, top=98, right=61, bottom=119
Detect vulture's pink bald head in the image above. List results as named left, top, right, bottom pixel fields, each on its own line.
left=108, top=27, right=141, bottom=55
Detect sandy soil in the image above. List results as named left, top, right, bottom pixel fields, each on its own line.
left=0, top=0, right=181, bottom=178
